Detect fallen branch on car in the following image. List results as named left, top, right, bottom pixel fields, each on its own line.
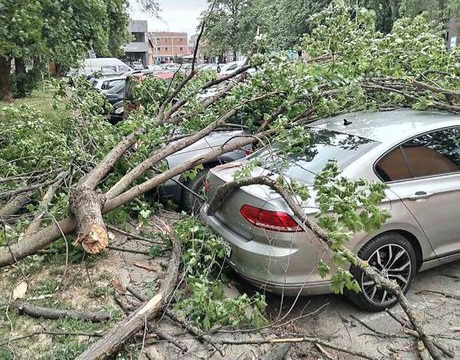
left=207, top=176, right=444, bottom=360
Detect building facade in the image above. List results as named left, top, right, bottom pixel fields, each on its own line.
left=149, top=32, right=190, bottom=63
left=125, top=20, right=151, bottom=65
left=447, top=16, right=459, bottom=49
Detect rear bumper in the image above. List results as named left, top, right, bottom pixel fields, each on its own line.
left=200, top=205, right=332, bottom=296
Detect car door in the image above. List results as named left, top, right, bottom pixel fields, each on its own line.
left=375, top=126, right=460, bottom=260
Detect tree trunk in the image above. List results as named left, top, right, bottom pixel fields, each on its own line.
left=0, top=192, right=34, bottom=222
left=14, top=57, right=26, bottom=75
left=0, top=57, right=13, bottom=102
left=70, top=188, right=108, bottom=254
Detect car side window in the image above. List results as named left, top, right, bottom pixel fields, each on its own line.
left=375, top=126, right=460, bottom=182
left=375, top=147, right=412, bottom=181
left=401, top=127, right=460, bottom=178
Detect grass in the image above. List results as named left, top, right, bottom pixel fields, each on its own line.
left=0, top=84, right=69, bottom=123
left=0, top=245, right=122, bottom=359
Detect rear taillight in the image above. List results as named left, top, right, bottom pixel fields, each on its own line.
left=243, top=148, right=252, bottom=156
left=240, top=204, right=303, bottom=232
left=204, top=179, right=210, bottom=194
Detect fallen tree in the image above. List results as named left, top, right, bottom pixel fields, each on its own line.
left=0, top=2, right=459, bottom=358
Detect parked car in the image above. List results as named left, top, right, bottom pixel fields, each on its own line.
left=132, top=61, right=144, bottom=71
left=159, top=129, right=253, bottom=213
left=71, top=58, right=133, bottom=77
left=91, top=76, right=126, bottom=92
left=147, top=64, right=163, bottom=72
left=219, top=61, right=246, bottom=76
left=201, top=109, right=460, bottom=311
left=103, top=73, right=253, bottom=209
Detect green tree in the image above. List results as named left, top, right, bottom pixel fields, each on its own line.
left=0, top=0, right=137, bottom=100
left=203, top=0, right=257, bottom=59
left=400, top=0, right=460, bottom=35
left=0, top=0, right=43, bottom=101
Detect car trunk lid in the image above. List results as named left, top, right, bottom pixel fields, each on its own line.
left=205, top=164, right=317, bottom=240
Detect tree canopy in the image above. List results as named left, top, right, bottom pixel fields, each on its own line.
left=202, top=0, right=460, bottom=57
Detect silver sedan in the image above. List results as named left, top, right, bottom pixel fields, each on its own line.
left=201, top=109, right=460, bottom=311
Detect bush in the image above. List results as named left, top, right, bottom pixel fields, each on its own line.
left=11, top=67, right=42, bottom=98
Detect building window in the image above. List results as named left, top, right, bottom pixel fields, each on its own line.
left=179, top=47, right=183, bottom=51
left=165, top=47, right=168, bottom=51
left=157, top=47, right=160, bottom=51
left=132, top=32, right=144, bottom=42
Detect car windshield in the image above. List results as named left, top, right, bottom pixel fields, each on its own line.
left=252, top=127, right=378, bottom=183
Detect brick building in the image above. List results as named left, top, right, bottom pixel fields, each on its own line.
left=149, top=32, right=190, bottom=63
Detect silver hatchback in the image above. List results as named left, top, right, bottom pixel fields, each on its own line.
left=201, top=109, right=460, bottom=311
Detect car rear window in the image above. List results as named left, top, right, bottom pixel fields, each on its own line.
left=253, top=128, right=377, bottom=183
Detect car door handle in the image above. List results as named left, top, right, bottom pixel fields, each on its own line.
left=408, top=191, right=433, bottom=201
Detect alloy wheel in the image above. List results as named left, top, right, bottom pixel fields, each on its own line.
left=360, top=244, right=412, bottom=306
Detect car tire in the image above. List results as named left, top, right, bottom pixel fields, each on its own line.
left=182, top=169, right=209, bottom=214
left=345, top=233, right=417, bottom=312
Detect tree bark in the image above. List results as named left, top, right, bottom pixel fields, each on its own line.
left=0, top=217, right=76, bottom=267
left=0, top=191, right=34, bottom=222
left=0, top=56, right=13, bottom=102
left=75, top=229, right=181, bottom=360
left=14, top=57, right=26, bottom=75
left=70, top=188, right=108, bottom=254
left=10, top=300, right=110, bottom=323
left=24, top=181, right=59, bottom=236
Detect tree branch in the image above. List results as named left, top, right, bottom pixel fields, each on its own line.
left=75, top=227, right=181, bottom=359
left=10, top=300, right=111, bottom=323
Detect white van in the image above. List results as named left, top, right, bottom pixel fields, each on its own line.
left=73, top=58, right=133, bottom=77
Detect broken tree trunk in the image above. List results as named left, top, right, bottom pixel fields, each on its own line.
left=0, top=217, right=76, bottom=267
left=0, top=127, right=277, bottom=267
left=75, top=228, right=181, bottom=360
left=70, top=188, right=108, bottom=254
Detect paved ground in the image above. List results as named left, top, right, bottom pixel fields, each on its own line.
left=36, top=208, right=455, bottom=360
left=113, top=219, right=459, bottom=360
left=136, top=259, right=460, bottom=360
left=261, top=259, right=460, bottom=359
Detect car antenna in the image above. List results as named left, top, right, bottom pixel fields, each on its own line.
left=343, top=118, right=352, bottom=126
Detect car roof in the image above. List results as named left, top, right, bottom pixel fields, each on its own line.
left=98, top=75, right=126, bottom=81
left=311, top=109, right=460, bottom=144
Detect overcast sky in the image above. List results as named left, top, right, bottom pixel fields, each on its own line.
left=130, top=0, right=208, bottom=37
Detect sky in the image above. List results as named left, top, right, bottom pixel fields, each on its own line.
left=130, top=0, right=209, bottom=37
